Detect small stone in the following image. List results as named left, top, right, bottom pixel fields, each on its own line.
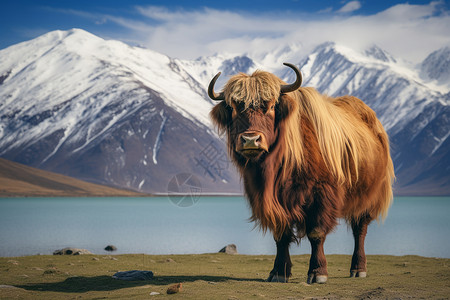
left=165, top=258, right=175, bottom=263
left=150, top=292, right=161, bottom=296
left=103, top=256, right=118, bottom=261
left=167, top=283, right=182, bottom=294
left=0, top=285, right=19, bottom=289
left=105, top=245, right=117, bottom=252
left=92, top=257, right=99, bottom=261
left=53, top=247, right=92, bottom=255
left=219, top=244, right=238, bottom=254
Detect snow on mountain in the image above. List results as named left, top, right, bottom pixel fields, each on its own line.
left=0, top=29, right=241, bottom=193
left=420, top=46, right=450, bottom=89
left=0, top=29, right=212, bottom=130
left=178, top=53, right=258, bottom=92
left=0, top=29, right=448, bottom=195
left=282, top=43, right=443, bottom=132
left=364, top=45, right=397, bottom=63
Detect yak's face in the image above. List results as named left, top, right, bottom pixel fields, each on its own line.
left=230, top=99, right=277, bottom=160
left=210, top=95, right=294, bottom=162
left=208, top=63, right=302, bottom=163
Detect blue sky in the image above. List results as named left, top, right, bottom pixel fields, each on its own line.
left=1, top=1, right=449, bottom=62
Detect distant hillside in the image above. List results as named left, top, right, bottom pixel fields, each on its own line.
left=0, top=158, right=145, bottom=197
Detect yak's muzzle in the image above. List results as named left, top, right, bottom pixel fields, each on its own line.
left=236, top=131, right=268, bottom=158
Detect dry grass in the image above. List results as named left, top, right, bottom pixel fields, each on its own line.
left=0, top=254, right=449, bottom=299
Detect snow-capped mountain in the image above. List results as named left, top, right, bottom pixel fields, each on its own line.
left=0, top=29, right=241, bottom=194
left=420, top=46, right=450, bottom=88
left=0, top=29, right=448, bottom=195
left=178, top=54, right=258, bottom=92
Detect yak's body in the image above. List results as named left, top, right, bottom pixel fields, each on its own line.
left=209, top=66, right=394, bottom=283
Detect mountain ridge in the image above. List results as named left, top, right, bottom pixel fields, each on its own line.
left=0, top=29, right=448, bottom=195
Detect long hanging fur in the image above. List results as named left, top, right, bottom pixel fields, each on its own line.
left=214, top=70, right=395, bottom=238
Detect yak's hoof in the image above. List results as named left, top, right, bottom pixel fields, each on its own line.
left=307, top=274, right=327, bottom=284
left=267, top=274, right=288, bottom=283
left=350, top=271, right=367, bottom=278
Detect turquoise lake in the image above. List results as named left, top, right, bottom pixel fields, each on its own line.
left=0, top=196, right=449, bottom=258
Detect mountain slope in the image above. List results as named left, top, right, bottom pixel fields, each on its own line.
left=0, top=29, right=448, bottom=195
left=0, top=29, right=241, bottom=194
left=0, top=158, right=144, bottom=197
left=420, top=46, right=450, bottom=88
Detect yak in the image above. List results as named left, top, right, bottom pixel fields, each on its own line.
left=208, top=63, right=395, bottom=284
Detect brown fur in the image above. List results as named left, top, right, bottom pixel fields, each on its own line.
left=210, top=69, right=395, bottom=281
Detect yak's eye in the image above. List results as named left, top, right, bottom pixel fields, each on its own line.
left=270, top=105, right=275, bottom=111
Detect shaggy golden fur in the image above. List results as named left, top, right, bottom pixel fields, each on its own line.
left=210, top=68, right=395, bottom=282
left=215, top=70, right=394, bottom=233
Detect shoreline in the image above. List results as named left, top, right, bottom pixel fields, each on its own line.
left=0, top=253, right=449, bottom=259
left=1, top=252, right=449, bottom=260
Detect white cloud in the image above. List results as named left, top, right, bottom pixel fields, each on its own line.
left=338, top=1, right=362, bottom=13
left=318, top=7, right=333, bottom=14
left=69, top=2, right=450, bottom=64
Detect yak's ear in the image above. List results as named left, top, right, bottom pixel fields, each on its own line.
left=277, top=94, right=298, bottom=120
left=210, top=101, right=232, bottom=134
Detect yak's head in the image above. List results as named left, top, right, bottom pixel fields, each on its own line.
left=209, top=63, right=302, bottom=163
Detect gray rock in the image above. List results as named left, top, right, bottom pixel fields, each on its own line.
left=104, top=245, right=117, bottom=251
left=0, top=285, right=19, bottom=289
left=219, top=244, right=238, bottom=254
left=53, top=247, right=92, bottom=255
left=112, top=270, right=154, bottom=281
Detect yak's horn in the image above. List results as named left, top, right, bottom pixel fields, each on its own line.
left=280, top=63, right=302, bottom=93
left=208, top=72, right=225, bottom=101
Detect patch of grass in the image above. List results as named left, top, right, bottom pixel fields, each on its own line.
left=0, top=254, right=448, bottom=299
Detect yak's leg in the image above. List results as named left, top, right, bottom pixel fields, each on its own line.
left=267, top=230, right=293, bottom=283
left=306, top=228, right=328, bottom=284
left=304, top=185, right=341, bottom=284
left=350, top=215, right=372, bottom=278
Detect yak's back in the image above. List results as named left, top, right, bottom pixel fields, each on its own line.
left=333, top=95, right=390, bottom=150
left=334, top=96, right=378, bottom=129
left=332, top=95, right=394, bottom=220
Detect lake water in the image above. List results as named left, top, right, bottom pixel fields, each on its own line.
left=0, top=197, right=449, bottom=258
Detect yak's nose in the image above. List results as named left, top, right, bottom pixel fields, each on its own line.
left=236, top=132, right=268, bottom=155
left=241, top=134, right=261, bottom=149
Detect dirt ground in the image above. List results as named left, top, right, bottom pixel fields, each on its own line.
left=0, top=253, right=449, bottom=299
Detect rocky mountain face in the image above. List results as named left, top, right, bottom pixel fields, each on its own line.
left=420, top=46, right=450, bottom=87
left=0, top=29, right=448, bottom=195
left=0, top=29, right=241, bottom=194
